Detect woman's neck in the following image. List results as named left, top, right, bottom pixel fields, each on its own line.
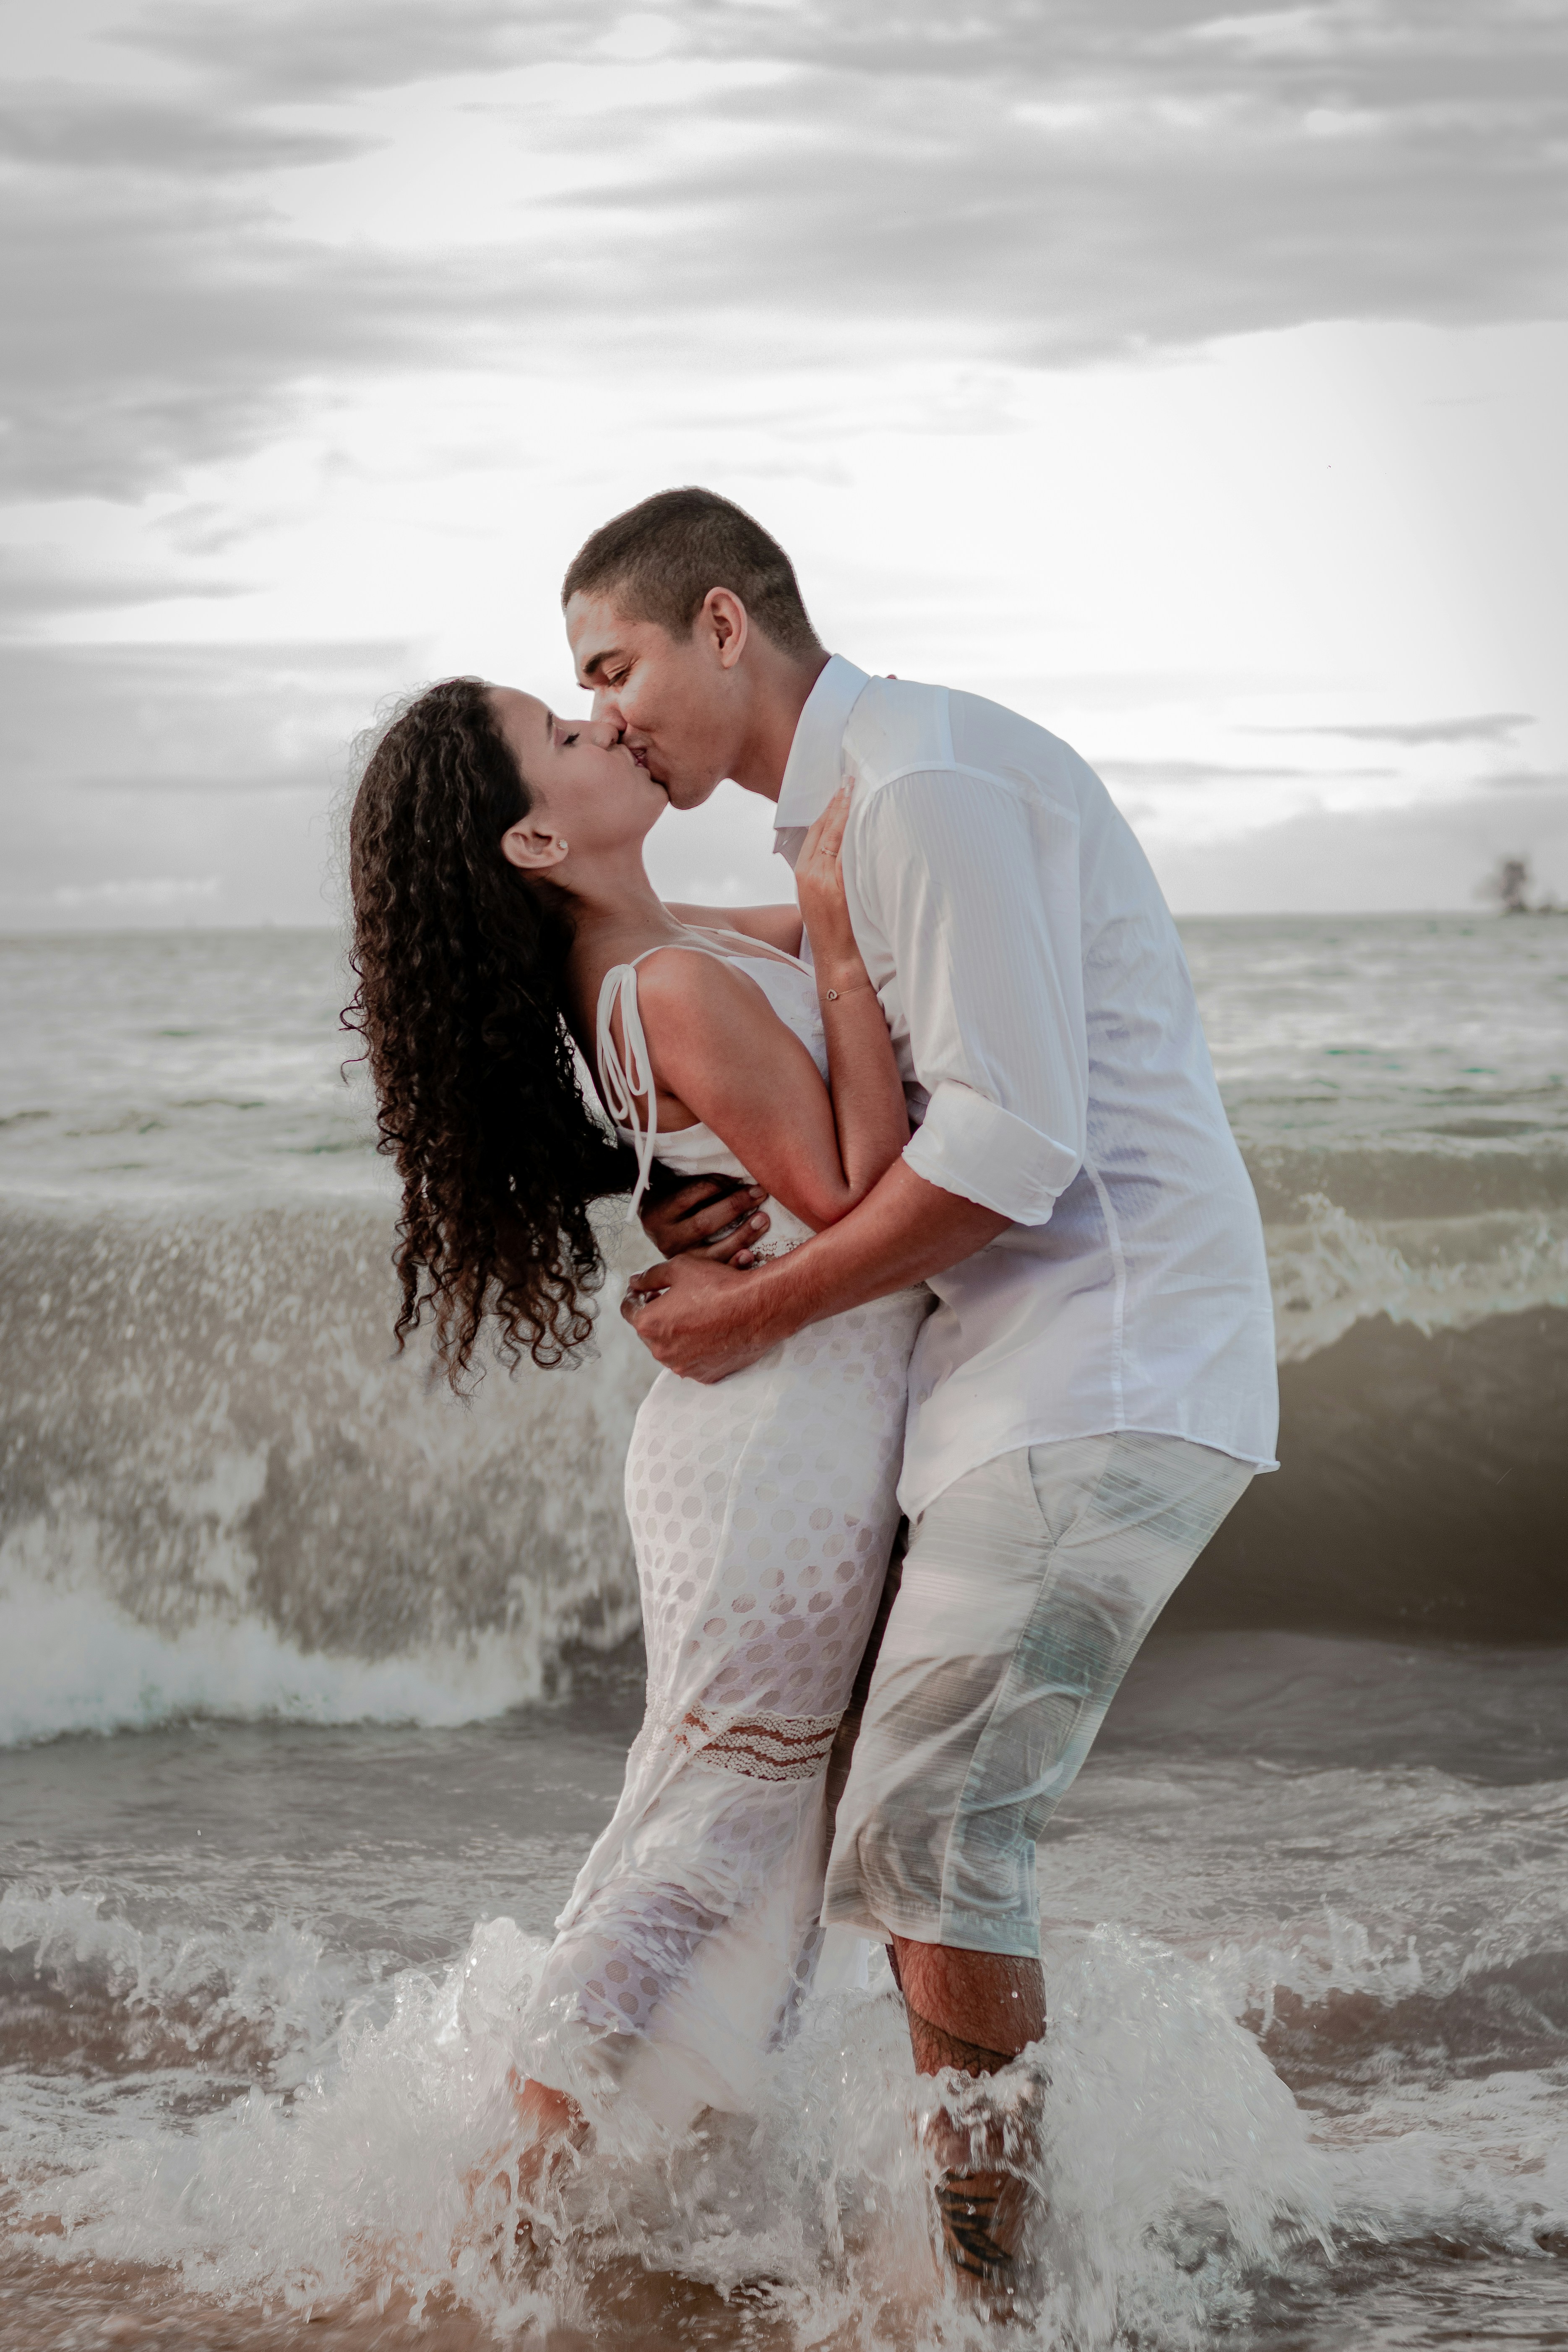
left=562, top=845, right=681, bottom=954
left=556, top=849, right=699, bottom=1049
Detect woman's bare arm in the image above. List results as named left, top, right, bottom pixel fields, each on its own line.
left=638, top=804, right=903, bottom=1244
left=629, top=807, right=902, bottom=1237
left=630, top=945, right=896, bottom=1234
left=792, top=783, right=909, bottom=1201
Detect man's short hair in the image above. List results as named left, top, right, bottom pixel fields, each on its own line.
left=561, top=487, right=822, bottom=657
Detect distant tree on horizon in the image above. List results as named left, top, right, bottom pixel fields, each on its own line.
left=1481, top=855, right=1533, bottom=915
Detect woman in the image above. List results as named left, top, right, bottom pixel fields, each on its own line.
left=346, top=676, right=927, bottom=2163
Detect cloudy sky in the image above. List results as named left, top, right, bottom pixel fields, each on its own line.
left=4, top=0, right=1566, bottom=927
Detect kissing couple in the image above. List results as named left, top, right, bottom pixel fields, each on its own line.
left=346, top=487, right=1278, bottom=2292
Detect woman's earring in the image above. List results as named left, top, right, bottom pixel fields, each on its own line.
left=558, top=840, right=568, bottom=853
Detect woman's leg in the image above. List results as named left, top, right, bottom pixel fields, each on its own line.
left=508, top=2073, right=585, bottom=2192
left=518, top=1292, right=929, bottom=2134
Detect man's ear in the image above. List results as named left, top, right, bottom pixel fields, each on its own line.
left=499, top=816, right=568, bottom=875
left=702, top=588, right=750, bottom=671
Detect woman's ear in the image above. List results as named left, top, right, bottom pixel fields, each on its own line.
left=500, top=817, right=568, bottom=874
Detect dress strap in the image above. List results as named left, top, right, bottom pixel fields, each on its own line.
left=594, top=944, right=731, bottom=1226
left=691, top=923, right=810, bottom=974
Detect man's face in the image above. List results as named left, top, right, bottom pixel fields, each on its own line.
left=565, top=590, right=741, bottom=811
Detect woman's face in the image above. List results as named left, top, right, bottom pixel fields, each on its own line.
left=490, top=688, right=666, bottom=866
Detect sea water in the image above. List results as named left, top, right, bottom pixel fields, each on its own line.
left=1, top=916, right=1565, bottom=2347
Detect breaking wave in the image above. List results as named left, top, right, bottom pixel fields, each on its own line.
left=2, top=1143, right=1565, bottom=1747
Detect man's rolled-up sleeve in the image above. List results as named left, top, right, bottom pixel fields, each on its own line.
left=904, top=1080, right=1080, bottom=1224
left=854, top=769, right=1087, bottom=1229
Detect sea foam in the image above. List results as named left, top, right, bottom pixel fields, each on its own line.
left=0, top=1570, right=550, bottom=1745
left=13, top=1914, right=1340, bottom=2346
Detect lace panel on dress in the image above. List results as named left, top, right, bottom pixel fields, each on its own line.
left=665, top=1702, right=841, bottom=1783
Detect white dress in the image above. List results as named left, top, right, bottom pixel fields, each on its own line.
left=516, top=936, right=929, bottom=2133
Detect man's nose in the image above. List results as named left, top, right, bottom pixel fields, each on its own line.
left=589, top=684, right=623, bottom=727
left=588, top=714, right=623, bottom=748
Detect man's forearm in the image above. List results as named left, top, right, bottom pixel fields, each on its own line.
left=750, top=1161, right=1009, bottom=1338
left=621, top=1159, right=1013, bottom=1383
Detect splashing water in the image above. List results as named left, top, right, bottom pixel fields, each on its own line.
left=10, top=1910, right=1339, bottom=2346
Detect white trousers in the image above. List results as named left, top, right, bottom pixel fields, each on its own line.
left=822, top=1432, right=1254, bottom=1957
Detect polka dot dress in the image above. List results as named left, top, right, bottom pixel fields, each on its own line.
left=516, top=943, right=930, bottom=2131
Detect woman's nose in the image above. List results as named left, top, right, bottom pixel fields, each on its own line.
left=589, top=716, right=623, bottom=747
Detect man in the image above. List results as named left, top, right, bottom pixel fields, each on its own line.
left=562, top=487, right=1278, bottom=2285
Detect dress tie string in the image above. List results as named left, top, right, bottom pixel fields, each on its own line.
left=595, top=964, right=659, bottom=1224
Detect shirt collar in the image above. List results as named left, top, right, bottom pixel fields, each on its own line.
left=774, top=654, right=872, bottom=834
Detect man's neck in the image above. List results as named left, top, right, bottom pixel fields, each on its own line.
left=728, top=646, right=830, bottom=805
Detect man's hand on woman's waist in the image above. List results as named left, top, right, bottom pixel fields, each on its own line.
left=623, top=1162, right=1008, bottom=1382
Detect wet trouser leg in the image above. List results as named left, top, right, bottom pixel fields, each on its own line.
left=823, top=1431, right=1255, bottom=2284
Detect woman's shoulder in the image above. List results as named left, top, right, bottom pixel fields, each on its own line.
left=629, top=942, right=753, bottom=1016
left=588, top=937, right=721, bottom=1000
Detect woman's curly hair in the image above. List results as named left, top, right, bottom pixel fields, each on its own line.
left=344, top=677, right=632, bottom=1388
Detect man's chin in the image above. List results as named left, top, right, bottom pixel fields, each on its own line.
left=660, top=772, right=727, bottom=813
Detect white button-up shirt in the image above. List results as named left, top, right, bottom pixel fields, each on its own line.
left=774, top=656, right=1279, bottom=1519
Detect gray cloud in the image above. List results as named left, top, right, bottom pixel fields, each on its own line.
left=988, top=670, right=1321, bottom=713
left=1253, top=712, right=1536, bottom=745
left=1094, top=758, right=1393, bottom=789
left=0, top=545, right=250, bottom=623
left=0, top=639, right=420, bottom=926
left=0, top=192, right=501, bottom=502
left=3, top=0, right=1564, bottom=504
left=609, top=5, right=1568, bottom=359
left=0, top=640, right=414, bottom=790
left=124, top=0, right=564, bottom=99
left=0, top=91, right=359, bottom=176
